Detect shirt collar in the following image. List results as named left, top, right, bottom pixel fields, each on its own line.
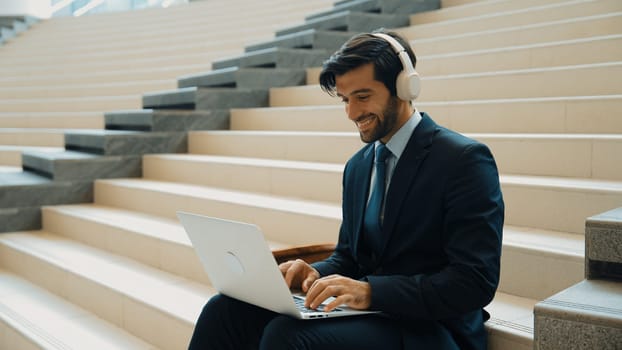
left=375, top=108, right=422, bottom=160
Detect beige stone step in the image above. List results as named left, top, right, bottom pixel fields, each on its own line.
left=0, top=80, right=175, bottom=99
left=485, top=291, right=537, bottom=350
left=0, top=129, right=66, bottom=147
left=188, top=131, right=622, bottom=180
left=408, top=0, right=622, bottom=39
left=143, top=154, right=343, bottom=203
left=0, top=64, right=212, bottom=87
left=273, top=62, right=622, bottom=105
left=1, top=39, right=244, bottom=65
left=414, top=0, right=572, bottom=24
left=403, top=12, right=622, bottom=55
left=0, top=95, right=140, bottom=113
left=0, top=112, right=104, bottom=129
left=305, top=34, right=622, bottom=80
left=0, top=53, right=210, bottom=75
left=232, top=95, right=622, bottom=134
left=0, top=269, right=156, bottom=350
left=502, top=175, right=622, bottom=234
left=500, top=226, right=583, bottom=300
left=0, top=231, right=216, bottom=350
left=0, top=146, right=62, bottom=166
left=94, top=178, right=341, bottom=246
left=41, top=204, right=291, bottom=285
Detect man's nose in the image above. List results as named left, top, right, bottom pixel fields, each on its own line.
left=346, top=102, right=359, bottom=121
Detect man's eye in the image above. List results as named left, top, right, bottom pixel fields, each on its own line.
left=357, top=95, right=369, bottom=101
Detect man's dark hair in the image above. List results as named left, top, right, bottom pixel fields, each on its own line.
left=319, top=29, right=417, bottom=98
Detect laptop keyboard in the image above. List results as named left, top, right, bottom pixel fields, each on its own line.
left=293, top=296, right=342, bottom=313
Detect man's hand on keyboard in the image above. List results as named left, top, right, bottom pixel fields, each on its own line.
left=279, top=259, right=320, bottom=292
left=304, top=275, right=372, bottom=312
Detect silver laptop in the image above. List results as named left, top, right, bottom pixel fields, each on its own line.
left=177, top=211, right=379, bottom=319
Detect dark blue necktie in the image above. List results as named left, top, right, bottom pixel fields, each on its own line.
left=364, top=144, right=392, bottom=246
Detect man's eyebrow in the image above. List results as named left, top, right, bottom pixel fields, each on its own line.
left=336, top=89, right=374, bottom=98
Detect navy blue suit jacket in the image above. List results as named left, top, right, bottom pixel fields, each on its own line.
left=313, top=113, right=504, bottom=349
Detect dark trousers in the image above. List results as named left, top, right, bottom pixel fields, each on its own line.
left=188, top=294, right=460, bottom=350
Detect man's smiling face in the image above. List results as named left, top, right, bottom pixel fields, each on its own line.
left=336, top=63, right=401, bottom=144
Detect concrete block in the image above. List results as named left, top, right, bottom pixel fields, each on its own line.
left=0, top=172, right=92, bottom=209
left=245, top=29, right=354, bottom=53
left=179, top=67, right=306, bottom=89
left=64, top=130, right=187, bottom=156
left=306, top=0, right=380, bottom=21
left=105, top=109, right=229, bottom=132
left=276, top=11, right=409, bottom=37
left=143, top=87, right=269, bottom=110
left=586, top=207, right=622, bottom=280
left=534, top=280, right=622, bottom=350
left=22, top=150, right=143, bottom=181
left=0, top=206, right=41, bottom=232
left=211, top=48, right=329, bottom=70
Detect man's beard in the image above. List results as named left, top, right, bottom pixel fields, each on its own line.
left=359, top=96, right=400, bottom=143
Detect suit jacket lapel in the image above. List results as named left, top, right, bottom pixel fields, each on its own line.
left=378, top=113, right=438, bottom=259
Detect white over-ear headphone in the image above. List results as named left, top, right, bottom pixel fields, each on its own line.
left=372, top=32, right=421, bottom=101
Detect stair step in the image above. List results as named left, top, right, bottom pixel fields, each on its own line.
left=501, top=226, right=583, bottom=300
left=404, top=12, right=622, bottom=55
left=232, top=96, right=622, bottom=134
left=41, top=204, right=292, bottom=284
left=105, top=109, right=229, bottom=132
left=0, top=171, right=92, bottom=232
left=187, top=130, right=622, bottom=180
left=94, top=178, right=341, bottom=246
left=0, top=95, right=140, bottom=113
left=275, top=10, right=410, bottom=37
left=189, top=130, right=362, bottom=163
left=411, top=0, right=569, bottom=24
left=310, top=0, right=442, bottom=21
left=0, top=146, right=62, bottom=166
left=485, top=292, right=536, bottom=350
left=534, top=279, right=622, bottom=349
left=0, top=269, right=156, bottom=349
left=502, top=174, right=622, bottom=234
left=64, top=129, right=187, bottom=156
left=178, top=67, right=306, bottom=90
left=21, top=149, right=142, bottom=181
left=143, top=154, right=343, bottom=203
left=0, top=128, right=65, bottom=147
left=408, top=0, right=622, bottom=39
left=244, top=29, right=354, bottom=53
left=0, top=79, right=175, bottom=99
left=0, top=231, right=216, bottom=350
left=0, top=112, right=104, bottom=129
left=271, top=63, right=622, bottom=105
left=142, top=87, right=269, bottom=110
left=0, top=59, right=212, bottom=85
left=211, top=47, right=329, bottom=71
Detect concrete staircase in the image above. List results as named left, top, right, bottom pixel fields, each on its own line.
left=0, top=0, right=333, bottom=170
left=1, top=0, right=621, bottom=348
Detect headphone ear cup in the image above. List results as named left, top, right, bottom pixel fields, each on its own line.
left=396, top=70, right=421, bottom=101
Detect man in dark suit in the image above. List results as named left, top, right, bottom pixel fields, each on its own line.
left=188, top=30, right=504, bottom=350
